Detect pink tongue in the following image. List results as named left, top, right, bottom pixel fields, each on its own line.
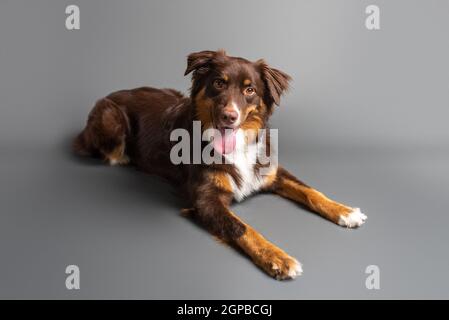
left=213, top=128, right=236, bottom=154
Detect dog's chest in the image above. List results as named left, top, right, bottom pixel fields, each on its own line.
left=225, top=134, right=276, bottom=202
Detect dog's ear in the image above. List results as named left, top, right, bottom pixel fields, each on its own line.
left=184, top=50, right=216, bottom=76
left=257, top=59, right=291, bottom=106
left=184, top=49, right=227, bottom=76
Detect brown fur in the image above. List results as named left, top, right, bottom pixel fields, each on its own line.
left=194, top=88, right=214, bottom=129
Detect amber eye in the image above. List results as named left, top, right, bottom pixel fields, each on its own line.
left=244, top=87, right=256, bottom=96
left=213, top=79, right=225, bottom=89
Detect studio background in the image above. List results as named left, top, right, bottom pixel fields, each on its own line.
left=0, top=0, right=448, bottom=299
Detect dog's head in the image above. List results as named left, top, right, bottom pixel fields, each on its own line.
left=185, top=50, right=291, bottom=154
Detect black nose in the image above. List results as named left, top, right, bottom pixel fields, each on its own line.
left=221, top=109, right=238, bottom=125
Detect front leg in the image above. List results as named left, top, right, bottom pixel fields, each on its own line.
left=269, top=167, right=367, bottom=228
left=191, top=171, right=302, bottom=280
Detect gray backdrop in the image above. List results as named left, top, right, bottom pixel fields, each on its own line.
left=0, top=0, right=448, bottom=299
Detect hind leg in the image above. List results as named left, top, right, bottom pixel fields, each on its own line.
left=74, top=98, right=130, bottom=166
left=106, top=140, right=130, bottom=166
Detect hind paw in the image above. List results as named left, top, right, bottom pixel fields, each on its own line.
left=108, top=154, right=130, bottom=166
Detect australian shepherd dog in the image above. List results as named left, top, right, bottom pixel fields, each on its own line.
left=74, top=50, right=366, bottom=280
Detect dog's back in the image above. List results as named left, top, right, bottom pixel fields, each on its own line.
left=74, top=86, right=191, bottom=182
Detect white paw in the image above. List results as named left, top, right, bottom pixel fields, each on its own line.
left=272, top=258, right=303, bottom=280
left=288, top=259, right=303, bottom=279
left=338, top=208, right=367, bottom=228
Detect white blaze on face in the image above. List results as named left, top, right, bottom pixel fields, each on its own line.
left=231, top=101, right=241, bottom=127
left=209, top=101, right=242, bottom=155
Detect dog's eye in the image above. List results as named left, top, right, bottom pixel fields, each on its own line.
left=213, top=79, right=225, bottom=90
left=244, top=87, right=256, bottom=96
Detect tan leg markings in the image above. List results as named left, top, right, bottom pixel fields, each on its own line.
left=106, top=141, right=129, bottom=166
left=234, top=220, right=302, bottom=280
left=274, top=171, right=367, bottom=228
left=184, top=207, right=302, bottom=279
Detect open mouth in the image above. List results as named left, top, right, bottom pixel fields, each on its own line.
left=212, top=126, right=237, bottom=155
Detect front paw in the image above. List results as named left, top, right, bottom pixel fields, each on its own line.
left=338, top=208, right=367, bottom=228
left=257, top=248, right=303, bottom=280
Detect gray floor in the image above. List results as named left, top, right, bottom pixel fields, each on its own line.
left=1, top=141, right=449, bottom=299
left=1, top=0, right=448, bottom=299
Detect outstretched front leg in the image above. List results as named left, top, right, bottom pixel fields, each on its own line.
left=268, top=167, right=367, bottom=228
left=189, top=171, right=302, bottom=280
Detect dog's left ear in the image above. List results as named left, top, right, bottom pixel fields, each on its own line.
left=257, top=59, right=291, bottom=106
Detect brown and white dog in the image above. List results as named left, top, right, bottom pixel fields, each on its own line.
left=73, top=50, right=367, bottom=280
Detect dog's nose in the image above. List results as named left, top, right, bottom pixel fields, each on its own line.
left=221, top=109, right=238, bottom=125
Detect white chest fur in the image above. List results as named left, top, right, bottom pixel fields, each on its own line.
left=224, top=130, right=277, bottom=202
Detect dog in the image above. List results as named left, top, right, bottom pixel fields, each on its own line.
left=73, top=50, right=367, bottom=280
